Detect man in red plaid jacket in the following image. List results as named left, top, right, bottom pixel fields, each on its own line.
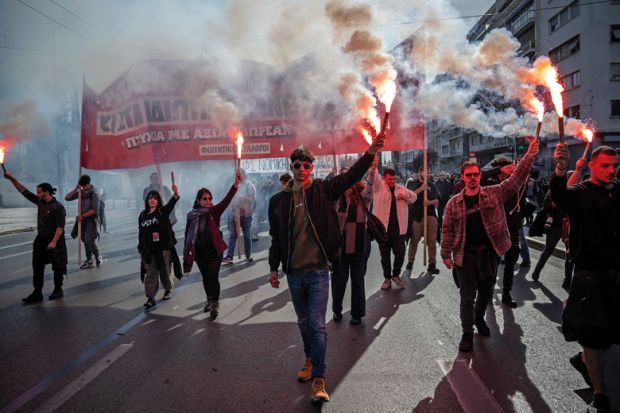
left=441, top=138, right=539, bottom=352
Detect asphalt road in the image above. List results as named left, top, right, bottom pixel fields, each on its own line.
left=0, top=211, right=618, bottom=413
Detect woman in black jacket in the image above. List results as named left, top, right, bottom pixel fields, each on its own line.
left=138, top=185, right=179, bottom=309
left=183, top=175, right=239, bottom=319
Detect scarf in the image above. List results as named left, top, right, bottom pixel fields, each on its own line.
left=336, top=197, right=367, bottom=258
left=183, top=207, right=213, bottom=273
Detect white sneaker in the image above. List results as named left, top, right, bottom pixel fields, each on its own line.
left=222, top=256, right=233, bottom=265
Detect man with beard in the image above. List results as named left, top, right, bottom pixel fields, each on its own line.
left=551, top=145, right=620, bottom=413
left=4, top=172, right=67, bottom=303
left=441, top=137, right=538, bottom=352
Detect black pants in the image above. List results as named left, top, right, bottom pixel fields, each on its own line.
left=379, top=233, right=406, bottom=278
left=32, top=237, right=65, bottom=293
left=502, top=230, right=520, bottom=295
left=455, top=247, right=499, bottom=333
left=532, top=225, right=563, bottom=278
left=332, top=242, right=371, bottom=319
left=196, top=259, right=222, bottom=302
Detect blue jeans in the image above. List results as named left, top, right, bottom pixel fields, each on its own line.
left=226, top=214, right=252, bottom=258
left=519, top=226, right=530, bottom=262
left=287, top=270, right=329, bottom=378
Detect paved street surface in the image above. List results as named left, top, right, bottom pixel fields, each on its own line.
left=0, top=208, right=618, bottom=413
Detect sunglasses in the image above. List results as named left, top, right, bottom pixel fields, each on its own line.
left=464, top=172, right=480, bottom=178
left=293, top=162, right=312, bottom=170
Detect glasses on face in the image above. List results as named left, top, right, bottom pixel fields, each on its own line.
left=293, top=162, right=312, bottom=170
left=464, top=172, right=480, bottom=179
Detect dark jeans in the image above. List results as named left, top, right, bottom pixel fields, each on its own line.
left=532, top=225, right=563, bottom=278
left=332, top=243, right=371, bottom=319
left=502, top=230, right=520, bottom=295
left=196, top=259, right=222, bottom=302
left=455, top=247, right=500, bottom=333
left=379, top=233, right=407, bottom=278
left=287, top=270, right=329, bottom=378
left=82, top=219, right=99, bottom=261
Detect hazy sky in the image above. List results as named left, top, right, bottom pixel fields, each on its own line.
left=0, top=0, right=493, bottom=100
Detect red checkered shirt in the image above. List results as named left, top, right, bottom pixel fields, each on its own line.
left=440, top=154, right=534, bottom=267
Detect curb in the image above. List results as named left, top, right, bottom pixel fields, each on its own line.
left=0, top=218, right=77, bottom=237
left=525, top=236, right=566, bottom=259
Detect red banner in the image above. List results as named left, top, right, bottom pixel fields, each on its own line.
left=80, top=60, right=424, bottom=170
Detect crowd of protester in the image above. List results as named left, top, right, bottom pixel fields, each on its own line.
left=3, top=139, right=618, bottom=411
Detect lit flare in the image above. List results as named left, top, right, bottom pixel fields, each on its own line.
left=0, top=146, right=5, bottom=164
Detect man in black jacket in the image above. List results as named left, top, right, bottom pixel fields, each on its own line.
left=551, top=144, right=619, bottom=413
left=268, top=135, right=384, bottom=403
left=4, top=172, right=67, bottom=303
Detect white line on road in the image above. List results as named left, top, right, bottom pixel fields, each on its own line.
left=0, top=241, right=32, bottom=250
left=373, top=317, right=387, bottom=330
left=191, top=328, right=206, bottom=337
left=436, top=358, right=505, bottom=413
left=33, top=343, right=134, bottom=413
left=166, top=323, right=183, bottom=332
left=0, top=250, right=31, bottom=261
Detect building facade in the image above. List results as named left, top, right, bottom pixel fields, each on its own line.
left=431, top=0, right=620, bottom=175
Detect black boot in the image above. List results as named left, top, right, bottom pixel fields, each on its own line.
left=22, top=291, right=43, bottom=305
left=501, top=292, right=517, bottom=308
left=474, top=317, right=490, bottom=336
left=459, top=332, right=474, bottom=352
left=427, top=263, right=440, bottom=275
left=49, top=287, right=64, bottom=300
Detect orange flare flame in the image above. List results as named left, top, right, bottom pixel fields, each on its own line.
left=543, top=66, right=564, bottom=117
left=378, top=81, right=397, bottom=112
left=358, top=128, right=373, bottom=146
left=529, top=98, right=545, bottom=122
left=0, top=147, right=5, bottom=164
left=227, top=127, right=244, bottom=159
left=577, top=125, right=594, bottom=143
left=235, top=132, right=244, bottom=159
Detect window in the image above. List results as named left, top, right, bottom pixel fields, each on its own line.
left=612, top=25, right=620, bottom=42
left=612, top=63, right=620, bottom=80
left=548, top=1, right=580, bottom=33
left=561, top=70, right=581, bottom=90
left=612, top=100, right=620, bottom=117
left=549, top=35, right=580, bottom=62
left=564, top=105, right=580, bottom=118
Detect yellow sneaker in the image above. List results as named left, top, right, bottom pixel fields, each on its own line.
left=311, top=377, right=330, bottom=402
left=296, top=357, right=312, bottom=382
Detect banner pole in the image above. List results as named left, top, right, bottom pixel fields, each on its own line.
left=235, top=158, right=242, bottom=259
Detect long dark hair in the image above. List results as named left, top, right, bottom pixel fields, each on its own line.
left=144, top=190, right=163, bottom=212
left=193, top=188, right=213, bottom=209
left=37, top=183, right=57, bottom=196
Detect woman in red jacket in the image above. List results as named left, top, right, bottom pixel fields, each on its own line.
left=183, top=175, right=239, bottom=319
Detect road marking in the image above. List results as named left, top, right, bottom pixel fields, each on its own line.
left=437, top=339, right=444, bottom=346
left=0, top=241, right=32, bottom=250
left=33, top=343, right=134, bottom=413
left=191, top=328, right=206, bottom=337
left=0, top=314, right=147, bottom=413
left=166, top=323, right=183, bottom=332
left=373, top=317, right=386, bottom=330
left=0, top=250, right=31, bottom=261
left=436, top=358, right=505, bottom=413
